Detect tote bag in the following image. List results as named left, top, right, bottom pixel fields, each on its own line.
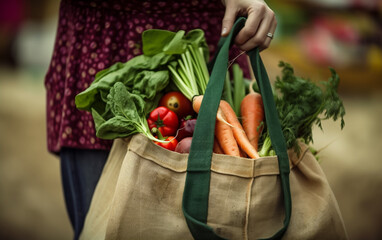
left=80, top=18, right=348, bottom=240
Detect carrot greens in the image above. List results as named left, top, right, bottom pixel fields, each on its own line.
left=259, top=62, right=346, bottom=156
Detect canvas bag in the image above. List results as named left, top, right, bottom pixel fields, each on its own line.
left=80, top=18, right=348, bottom=240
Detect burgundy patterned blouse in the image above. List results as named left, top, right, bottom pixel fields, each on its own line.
left=45, top=0, right=249, bottom=153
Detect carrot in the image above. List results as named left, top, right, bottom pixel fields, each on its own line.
left=192, top=95, right=259, bottom=159
left=213, top=137, right=225, bottom=154
left=192, top=95, right=233, bottom=128
left=240, top=81, right=264, bottom=151
left=214, top=117, right=241, bottom=157
left=219, top=100, right=260, bottom=159
left=193, top=95, right=240, bottom=156
left=192, top=95, right=203, bottom=113
left=239, top=148, right=248, bottom=158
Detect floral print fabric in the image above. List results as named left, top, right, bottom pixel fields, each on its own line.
left=45, top=0, right=249, bottom=153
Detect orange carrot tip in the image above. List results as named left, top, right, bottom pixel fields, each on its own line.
left=192, top=95, right=234, bottom=128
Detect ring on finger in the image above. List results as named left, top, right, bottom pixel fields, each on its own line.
left=266, top=32, right=273, bottom=39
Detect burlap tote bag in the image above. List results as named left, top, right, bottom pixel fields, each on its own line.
left=80, top=18, right=348, bottom=240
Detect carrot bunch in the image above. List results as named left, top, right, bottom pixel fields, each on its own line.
left=190, top=62, right=345, bottom=160
left=192, top=91, right=264, bottom=159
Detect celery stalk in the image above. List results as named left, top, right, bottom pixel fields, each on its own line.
left=168, top=43, right=210, bottom=101
left=168, top=65, right=194, bottom=100
left=222, top=72, right=234, bottom=108
left=232, top=64, right=245, bottom=118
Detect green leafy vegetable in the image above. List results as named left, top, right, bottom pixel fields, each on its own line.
left=75, top=28, right=210, bottom=140
left=259, top=61, right=346, bottom=156
left=142, top=29, right=210, bottom=100
left=75, top=53, right=171, bottom=140
left=168, top=32, right=210, bottom=99
left=92, top=82, right=161, bottom=141
left=75, top=53, right=172, bottom=112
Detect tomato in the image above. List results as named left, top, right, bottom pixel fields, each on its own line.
left=147, top=106, right=179, bottom=137
left=159, top=92, right=194, bottom=118
left=154, top=136, right=178, bottom=151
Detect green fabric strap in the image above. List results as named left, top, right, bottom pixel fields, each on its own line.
left=182, top=17, right=291, bottom=240
left=248, top=48, right=291, bottom=240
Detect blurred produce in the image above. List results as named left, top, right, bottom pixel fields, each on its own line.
left=298, top=13, right=380, bottom=67
left=0, top=0, right=26, bottom=67
left=0, top=0, right=58, bottom=72
left=267, top=0, right=382, bottom=94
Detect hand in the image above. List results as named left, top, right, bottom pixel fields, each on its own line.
left=221, top=0, right=277, bottom=51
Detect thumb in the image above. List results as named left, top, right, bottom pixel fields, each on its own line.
left=221, top=5, right=236, bottom=37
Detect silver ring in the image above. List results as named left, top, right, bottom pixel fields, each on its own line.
left=266, top=32, right=273, bottom=39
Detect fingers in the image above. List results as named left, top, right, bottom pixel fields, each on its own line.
left=221, top=1, right=237, bottom=37
left=231, top=1, right=277, bottom=51
left=237, top=10, right=277, bottom=51
left=221, top=0, right=277, bottom=51
left=259, top=16, right=277, bottom=51
left=234, top=4, right=266, bottom=46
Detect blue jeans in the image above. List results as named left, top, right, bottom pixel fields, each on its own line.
left=60, top=148, right=109, bottom=240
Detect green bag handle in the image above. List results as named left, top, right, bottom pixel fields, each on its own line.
left=182, top=17, right=291, bottom=240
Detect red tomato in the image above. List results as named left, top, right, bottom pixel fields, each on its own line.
left=154, top=136, right=178, bottom=151
left=147, top=106, right=179, bottom=137
left=159, top=92, right=194, bottom=118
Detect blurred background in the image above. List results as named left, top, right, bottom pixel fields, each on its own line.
left=0, top=0, right=381, bottom=239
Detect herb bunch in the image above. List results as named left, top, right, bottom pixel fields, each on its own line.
left=259, top=61, right=346, bottom=156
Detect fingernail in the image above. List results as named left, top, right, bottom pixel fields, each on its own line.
left=221, top=27, right=227, bottom=35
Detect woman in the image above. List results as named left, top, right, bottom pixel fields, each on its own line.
left=45, top=0, right=276, bottom=239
